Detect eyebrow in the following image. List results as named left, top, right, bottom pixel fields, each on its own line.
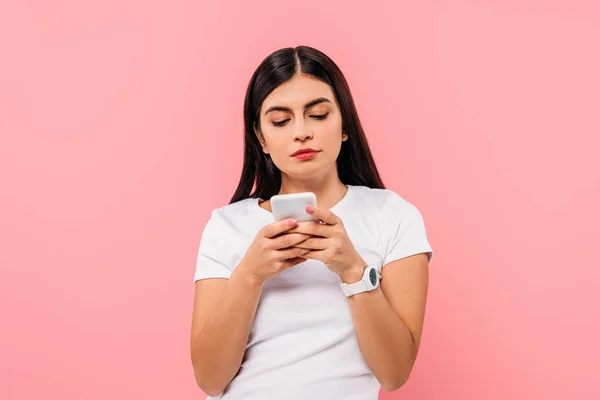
left=264, top=97, right=332, bottom=116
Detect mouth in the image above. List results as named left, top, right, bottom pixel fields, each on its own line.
left=291, top=148, right=320, bottom=156
left=291, top=148, right=320, bottom=160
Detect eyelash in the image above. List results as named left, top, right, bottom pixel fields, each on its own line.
left=272, top=113, right=329, bottom=127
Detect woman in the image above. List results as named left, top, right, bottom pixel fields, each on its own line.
left=190, top=45, right=433, bottom=399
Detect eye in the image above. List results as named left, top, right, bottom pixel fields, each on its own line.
left=272, top=119, right=290, bottom=127
left=310, top=113, right=329, bottom=120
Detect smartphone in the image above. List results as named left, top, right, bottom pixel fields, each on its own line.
left=270, top=192, right=319, bottom=222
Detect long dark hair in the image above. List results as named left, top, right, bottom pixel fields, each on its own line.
left=230, top=45, right=385, bottom=204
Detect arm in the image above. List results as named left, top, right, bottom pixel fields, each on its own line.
left=190, top=214, right=310, bottom=396
left=190, top=266, right=263, bottom=397
left=340, top=253, right=429, bottom=392
left=291, top=200, right=432, bottom=391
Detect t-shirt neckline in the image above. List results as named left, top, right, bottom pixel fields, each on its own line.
left=254, top=184, right=353, bottom=219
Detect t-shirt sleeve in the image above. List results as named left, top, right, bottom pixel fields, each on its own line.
left=381, top=193, right=434, bottom=266
left=194, top=209, right=233, bottom=282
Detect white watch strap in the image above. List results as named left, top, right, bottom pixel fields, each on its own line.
left=341, top=280, right=369, bottom=297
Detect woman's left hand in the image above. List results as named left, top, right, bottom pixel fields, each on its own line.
left=288, top=206, right=367, bottom=283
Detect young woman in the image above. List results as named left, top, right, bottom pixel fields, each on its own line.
left=190, top=45, right=433, bottom=400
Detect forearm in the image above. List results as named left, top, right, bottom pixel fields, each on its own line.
left=191, top=266, right=263, bottom=396
left=344, top=276, right=418, bottom=391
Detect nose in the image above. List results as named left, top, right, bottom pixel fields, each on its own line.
left=293, top=120, right=313, bottom=141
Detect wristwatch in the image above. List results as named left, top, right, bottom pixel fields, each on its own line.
left=340, top=265, right=380, bottom=297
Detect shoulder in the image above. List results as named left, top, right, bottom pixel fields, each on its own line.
left=207, top=197, right=259, bottom=226
left=214, top=197, right=257, bottom=217
left=350, top=185, right=419, bottom=216
left=350, top=186, right=434, bottom=263
left=349, top=185, right=427, bottom=235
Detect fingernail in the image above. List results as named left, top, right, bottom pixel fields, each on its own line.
left=289, top=219, right=298, bottom=226
left=306, top=206, right=315, bottom=213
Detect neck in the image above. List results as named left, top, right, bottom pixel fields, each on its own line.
left=278, top=170, right=347, bottom=210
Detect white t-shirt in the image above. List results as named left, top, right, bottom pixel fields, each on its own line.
left=194, top=184, right=433, bottom=400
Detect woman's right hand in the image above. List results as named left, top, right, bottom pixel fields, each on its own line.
left=236, top=218, right=311, bottom=283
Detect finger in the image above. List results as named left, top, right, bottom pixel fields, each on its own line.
left=306, top=206, right=340, bottom=225
left=284, top=257, right=308, bottom=267
left=299, top=249, right=325, bottom=261
left=291, top=237, right=329, bottom=250
left=279, top=246, right=312, bottom=260
left=270, top=233, right=311, bottom=250
left=287, top=221, right=333, bottom=238
left=261, top=218, right=299, bottom=238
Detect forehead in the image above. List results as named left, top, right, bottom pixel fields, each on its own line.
left=262, top=74, right=336, bottom=109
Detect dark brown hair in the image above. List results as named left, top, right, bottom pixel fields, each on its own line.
left=230, top=45, right=385, bottom=203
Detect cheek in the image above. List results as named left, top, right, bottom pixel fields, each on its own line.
left=320, top=114, right=343, bottom=134
left=261, top=129, right=292, bottom=164
left=319, top=119, right=343, bottom=143
left=261, top=124, right=286, bottom=144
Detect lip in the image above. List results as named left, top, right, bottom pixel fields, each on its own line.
left=291, top=148, right=320, bottom=157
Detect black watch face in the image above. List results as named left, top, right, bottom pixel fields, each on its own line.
left=369, top=268, right=378, bottom=286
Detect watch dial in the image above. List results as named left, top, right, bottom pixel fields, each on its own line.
left=369, top=268, right=378, bottom=286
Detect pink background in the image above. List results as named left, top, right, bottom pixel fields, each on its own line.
left=1, top=1, right=599, bottom=399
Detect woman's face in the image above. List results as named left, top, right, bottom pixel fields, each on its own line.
left=256, top=73, right=347, bottom=180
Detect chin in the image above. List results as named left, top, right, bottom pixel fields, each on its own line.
left=285, top=161, right=333, bottom=178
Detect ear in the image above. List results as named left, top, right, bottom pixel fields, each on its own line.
left=342, top=131, right=348, bottom=142
left=254, top=122, right=269, bottom=154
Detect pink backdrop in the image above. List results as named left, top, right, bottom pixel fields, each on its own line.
left=1, top=1, right=599, bottom=399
